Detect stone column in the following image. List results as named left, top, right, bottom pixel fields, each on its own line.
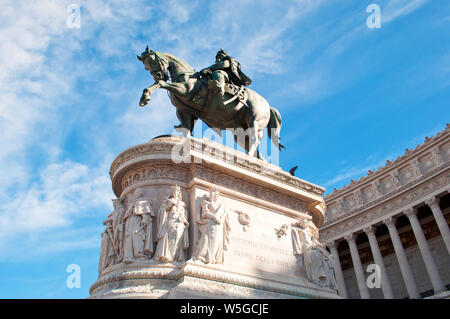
left=383, top=216, right=419, bottom=299
left=345, top=234, right=370, bottom=299
left=405, top=207, right=446, bottom=293
left=364, top=226, right=394, bottom=299
left=327, top=241, right=348, bottom=298
left=425, top=197, right=450, bottom=255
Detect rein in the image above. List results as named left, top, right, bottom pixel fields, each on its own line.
left=171, top=72, right=196, bottom=83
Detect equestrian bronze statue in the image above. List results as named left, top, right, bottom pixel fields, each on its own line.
left=137, top=46, right=285, bottom=159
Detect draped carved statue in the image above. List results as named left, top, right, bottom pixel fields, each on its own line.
left=111, top=197, right=126, bottom=263
left=193, top=190, right=231, bottom=264
left=99, top=213, right=117, bottom=274
left=98, top=197, right=127, bottom=273
left=291, top=219, right=337, bottom=290
left=122, top=188, right=155, bottom=264
left=154, top=185, right=190, bottom=263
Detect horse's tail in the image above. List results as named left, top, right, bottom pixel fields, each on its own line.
left=267, top=106, right=286, bottom=151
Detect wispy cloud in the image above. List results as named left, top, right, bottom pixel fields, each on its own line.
left=0, top=224, right=103, bottom=262
left=0, top=160, right=112, bottom=237
left=323, top=165, right=374, bottom=188
left=322, top=152, right=398, bottom=191
left=276, top=0, right=431, bottom=104
left=146, top=0, right=326, bottom=75
left=119, top=92, right=179, bottom=143
left=383, top=0, right=429, bottom=24
left=0, top=0, right=150, bottom=256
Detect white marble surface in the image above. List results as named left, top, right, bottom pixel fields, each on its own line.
left=89, top=136, right=338, bottom=299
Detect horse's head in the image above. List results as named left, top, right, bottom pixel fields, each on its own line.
left=137, top=46, right=169, bottom=81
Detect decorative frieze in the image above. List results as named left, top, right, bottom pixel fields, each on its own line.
left=121, top=165, right=191, bottom=191
left=320, top=171, right=449, bottom=241
left=194, top=165, right=309, bottom=214
left=110, top=136, right=325, bottom=198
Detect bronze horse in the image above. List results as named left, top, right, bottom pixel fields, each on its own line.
left=137, top=47, right=284, bottom=158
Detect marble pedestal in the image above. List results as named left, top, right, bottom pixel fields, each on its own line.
left=89, top=135, right=339, bottom=299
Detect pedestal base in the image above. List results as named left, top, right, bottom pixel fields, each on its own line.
left=90, top=136, right=339, bottom=299
left=90, top=261, right=339, bottom=299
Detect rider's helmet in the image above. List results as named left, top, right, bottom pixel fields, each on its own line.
left=215, top=48, right=227, bottom=61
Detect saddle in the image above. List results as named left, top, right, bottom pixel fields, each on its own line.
left=223, top=83, right=249, bottom=109
left=186, top=75, right=249, bottom=116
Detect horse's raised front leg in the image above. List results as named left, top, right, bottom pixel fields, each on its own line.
left=139, top=81, right=161, bottom=106
left=140, top=81, right=188, bottom=107
left=158, top=80, right=189, bottom=96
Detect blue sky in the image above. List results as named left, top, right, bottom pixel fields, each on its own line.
left=0, top=0, right=448, bottom=298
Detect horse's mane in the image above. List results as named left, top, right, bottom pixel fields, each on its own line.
left=163, top=53, right=195, bottom=73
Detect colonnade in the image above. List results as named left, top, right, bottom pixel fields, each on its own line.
left=327, top=195, right=449, bottom=299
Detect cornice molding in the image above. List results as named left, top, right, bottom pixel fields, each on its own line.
left=324, top=124, right=449, bottom=202
left=110, top=136, right=325, bottom=198
left=322, top=161, right=449, bottom=227
left=319, top=170, right=449, bottom=242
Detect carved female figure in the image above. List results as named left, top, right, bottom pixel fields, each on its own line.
left=122, top=188, right=155, bottom=264
left=111, top=197, right=126, bottom=262
left=309, top=223, right=337, bottom=290
left=154, top=186, right=190, bottom=262
left=193, top=190, right=231, bottom=264
left=291, top=219, right=327, bottom=285
left=320, top=248, right=337, bottom=290
left=99, top=213, right=117, bottom=273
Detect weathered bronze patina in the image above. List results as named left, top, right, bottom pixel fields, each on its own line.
left=137, top=46, right=284, bottom=158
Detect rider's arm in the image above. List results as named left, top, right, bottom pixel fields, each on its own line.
left=209, top=59, right=230, bottom=71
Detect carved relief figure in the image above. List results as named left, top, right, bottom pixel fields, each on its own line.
left=99, top=213, right=118, bottom=274
left=432, top=148, right=443, bottom=165
left=320, top=248, right=337, bottom=291
left=412, top=160, right=422, bottom=176
left=338, top=199, right=346, bottom=214
left=111, top=197, right=126, bottom=262
left=354, top=190, right=364, bottom=206
left=392, top=171, right=402, bottom=186
left=123, top=188, right=155, bottom=264
left=154, top=185, right=190, bottom=262
left=193, top=190, right=231, bottom=264
left=374, top=181, right=384, bottom=197
left=291, top=219, right=337, bottom=289
left=309, top=225, right=337, bottom=290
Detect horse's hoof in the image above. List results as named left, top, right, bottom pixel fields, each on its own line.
left=139, top=98, right=150, bottom=107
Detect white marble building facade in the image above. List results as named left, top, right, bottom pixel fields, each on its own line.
left=320, top=124, right=450, bottom=299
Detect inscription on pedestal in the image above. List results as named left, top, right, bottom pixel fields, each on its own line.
left=231, top=236, right=297, bottom=270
